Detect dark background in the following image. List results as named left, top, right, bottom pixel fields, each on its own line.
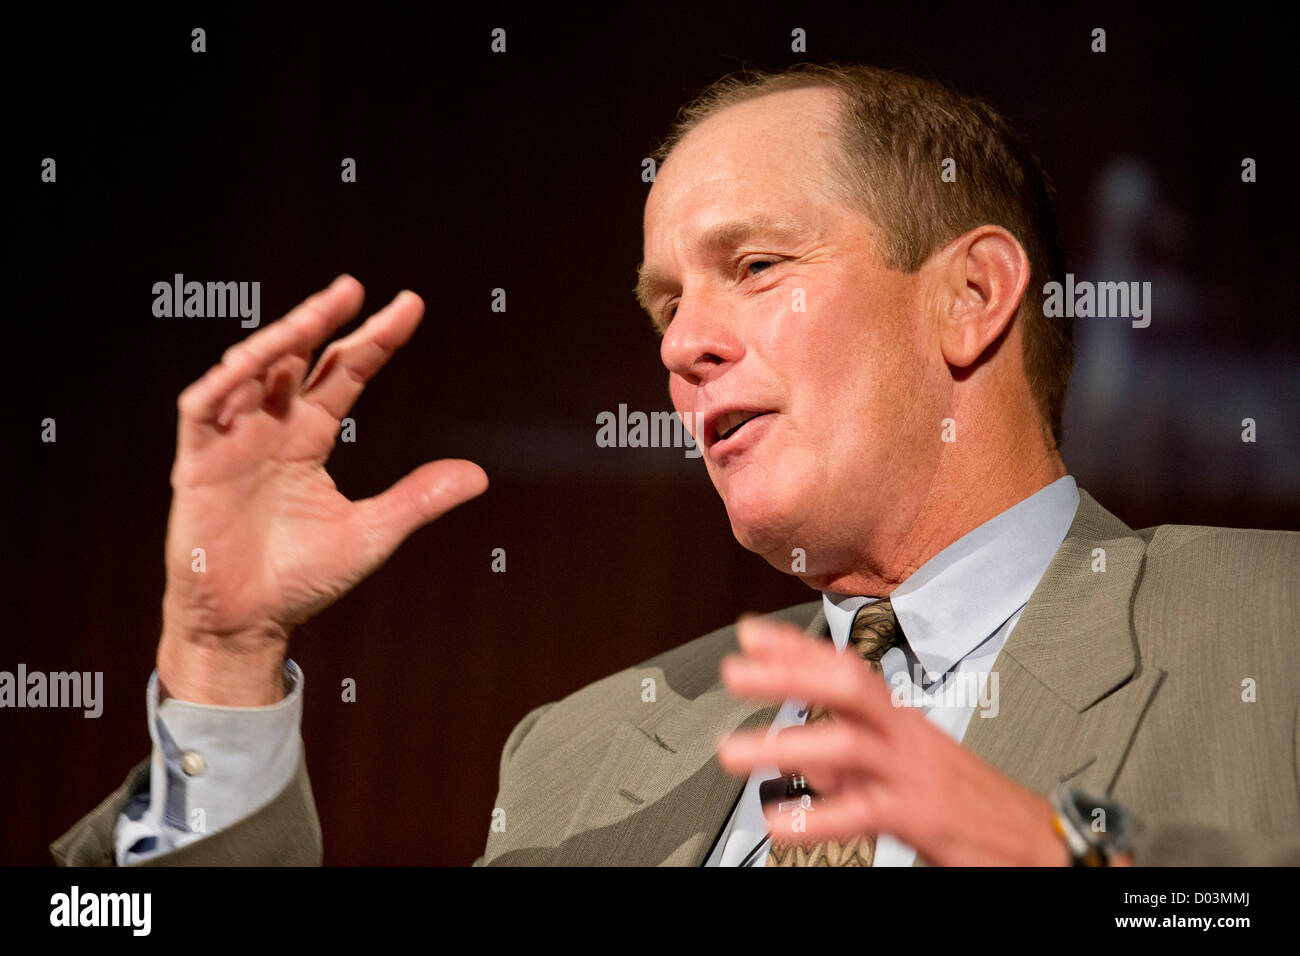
left=6, top=3, right=1297, bottom=865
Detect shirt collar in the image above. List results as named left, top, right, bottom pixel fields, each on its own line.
left=821, top=475, right=1080, bottom=680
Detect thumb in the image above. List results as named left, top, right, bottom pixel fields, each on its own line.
left=356, top=458, right=488, bottom=562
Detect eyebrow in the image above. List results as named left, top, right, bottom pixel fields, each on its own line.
left=634, top=214, right=807, bottom=316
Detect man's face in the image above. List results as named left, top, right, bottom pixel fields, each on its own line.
left=639, top=88, right=946, bottom=577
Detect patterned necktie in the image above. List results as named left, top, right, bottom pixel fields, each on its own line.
left=766, top=599, right=904, bottom=866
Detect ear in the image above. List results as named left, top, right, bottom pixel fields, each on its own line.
left=931, top=225, right=1030, bottom=368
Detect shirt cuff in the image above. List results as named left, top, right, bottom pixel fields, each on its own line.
left=114, top=659, right=304, bottom=864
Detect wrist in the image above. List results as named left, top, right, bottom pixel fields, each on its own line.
left=157, top=623, right=290, bottom=706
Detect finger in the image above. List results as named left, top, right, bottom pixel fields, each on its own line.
left=716, top=722, right=884, bottom=783
left=764, top=789, right=883, bottom=845
left=735, top=614, right=826, bottom=658
left=177, top=275, right=365, bottom=437
left=723, top=617, right=819, bottom=705
left=354, top=459, right=489, bottom=566
left=216, top=352, right=311, bottom=428
left=713, top=728, right=771, bottom=779
left=712, top=728, right=850, bottom=798
left=218, top=378, right=267, bottom=426
left=301, top=290, right=425, bottom=421
left=723, top=620, right=898, bottom=729
left=218, top=275, right=366, bottom=388
left=261, top=351, right=312, bottom=419
left=721, top=650, right=893, bottom=732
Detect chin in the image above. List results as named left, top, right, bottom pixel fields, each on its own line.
left=722, top=484, right=803, bottom=564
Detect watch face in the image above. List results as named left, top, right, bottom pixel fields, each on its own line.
left=1067, top=790, right=1136, bottom=854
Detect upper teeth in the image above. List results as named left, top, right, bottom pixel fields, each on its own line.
left=716, top=411, right=762, bottom=439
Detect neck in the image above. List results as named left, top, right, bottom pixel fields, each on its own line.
left=801, top=427, right=1066, bottom=597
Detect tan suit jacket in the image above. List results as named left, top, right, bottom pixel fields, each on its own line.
left=52, top=490, right=1300, bottom=866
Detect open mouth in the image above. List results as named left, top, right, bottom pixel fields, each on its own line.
left=713, top=410, right=774, bottom=444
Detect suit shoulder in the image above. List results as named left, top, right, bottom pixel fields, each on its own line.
left=525, top=600, right=824, bottom=731
left=635, top=598, right=826, bottom=691
left=1140, top=521, right=1299, bottom=585
left=1140, top=520, right=1300, bottom=560
left=1133, top=521, right=1298, bottom=660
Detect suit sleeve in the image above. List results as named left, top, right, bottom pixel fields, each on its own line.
left=1132, top=820, right=1300, bottom=865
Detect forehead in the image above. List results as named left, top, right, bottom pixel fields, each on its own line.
left=643, top=87, right=844, bottom=245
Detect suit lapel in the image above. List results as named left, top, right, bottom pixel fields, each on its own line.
left=961, top=489, right=1165, bottom=800
left=551, top=608, right=828, bottom=866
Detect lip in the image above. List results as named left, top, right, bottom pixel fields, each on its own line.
left=705, top=408, right=777, bottom=456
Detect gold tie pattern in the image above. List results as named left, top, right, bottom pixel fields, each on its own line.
left=766, top=599, right=903, bottom=866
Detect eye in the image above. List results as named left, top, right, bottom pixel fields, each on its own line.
left=743, top=258, right=779, bottom=279
left=656, top=299, right=678, bottom=331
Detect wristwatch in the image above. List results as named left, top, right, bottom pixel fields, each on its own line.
left=1049, top=786, right=1141, bottom=866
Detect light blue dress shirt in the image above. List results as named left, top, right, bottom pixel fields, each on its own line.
left=117, top=477, right=1079, bottom=866
left=704, top=475, right=1080, bottom=866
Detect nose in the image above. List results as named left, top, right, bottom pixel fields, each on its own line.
left=659, top=290, right=744, bottom=386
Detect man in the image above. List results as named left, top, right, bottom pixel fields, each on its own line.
left=52, top=64, right=1299, bottom=867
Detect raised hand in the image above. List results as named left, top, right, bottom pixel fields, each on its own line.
left=716, top=617, right=1069, bottom=866
left=157, top=275, right=488, bottom=705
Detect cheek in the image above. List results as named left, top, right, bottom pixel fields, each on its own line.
left=668, top=377, right=698, bottom=437
left=820, top=281, right=920, bottom=394
left=668, top=375, right=689, bottom=413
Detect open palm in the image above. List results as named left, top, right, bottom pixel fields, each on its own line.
left=158, top=276, right=487, bottom=702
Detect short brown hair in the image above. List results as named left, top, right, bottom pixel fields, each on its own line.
left=650, top=63, right=1072, bottom=448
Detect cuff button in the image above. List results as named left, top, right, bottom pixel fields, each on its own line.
left=181, top=751, right=207, bottom=777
